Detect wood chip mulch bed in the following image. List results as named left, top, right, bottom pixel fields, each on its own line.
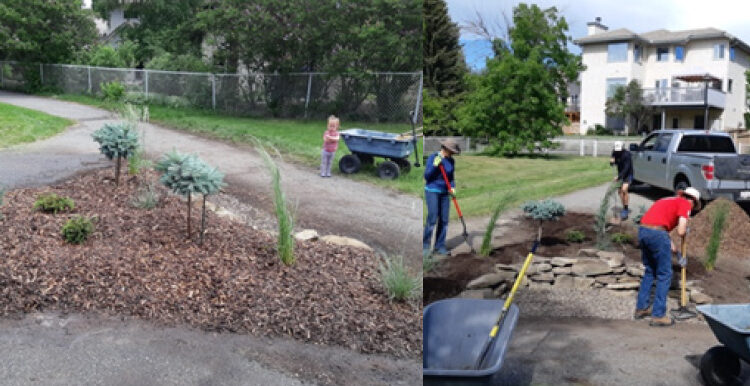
left=0, top=169, right=420, bottom=358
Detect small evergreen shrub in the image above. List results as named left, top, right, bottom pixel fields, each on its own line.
left=379, top=255, right=421, bottom=302
left=522, top=199, right=565, bottom=243
left=611, top=232, right=633, bottom=245
left=92, top=122, right=140, bottom=185
left=61, top=216, right=94, bottom=244
left=33, top=193, right=75, bottom=214
left=100, top=81, right=125, bottom=101
left=566, top=229, right=586, bottom=243
left=595, top=182, right=620, bottom=250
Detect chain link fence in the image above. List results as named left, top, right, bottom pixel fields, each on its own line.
left=0, top=61, right=423, bottom=124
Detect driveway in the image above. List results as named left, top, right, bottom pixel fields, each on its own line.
left=0, top=91, right=421, bottom=265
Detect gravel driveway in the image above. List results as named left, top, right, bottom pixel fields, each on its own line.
left=0, top=91, right=421, bottom=266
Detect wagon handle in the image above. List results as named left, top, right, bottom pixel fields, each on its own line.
left=410, top=110, right=421, bottom=167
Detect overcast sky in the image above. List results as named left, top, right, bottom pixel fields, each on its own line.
left=447, top=0, right=750, bottom=68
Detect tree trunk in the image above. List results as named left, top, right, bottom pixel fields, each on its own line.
left=200, top=195, right=207, bottom=245
left=115, top=156, right=121, bottom=186
left=187, top=194, right=192, bottom=239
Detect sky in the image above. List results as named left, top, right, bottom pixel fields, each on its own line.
left=446, top=0, right=750, bottom=71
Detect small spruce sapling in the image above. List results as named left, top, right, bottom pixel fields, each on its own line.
left=521, top=199, right=566, bottom=245
left=92, top=122, right=139, bottom=185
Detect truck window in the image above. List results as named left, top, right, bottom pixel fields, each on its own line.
left=640, top=134, right=659, bottom=150
left=655, top=134, right=673, bottom=152
left=677, top=135, right=736, bottom=153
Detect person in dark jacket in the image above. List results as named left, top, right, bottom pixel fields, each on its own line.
left=611, top=141, right=634, bottom=219
left=423, top=138, right=461, bottom=257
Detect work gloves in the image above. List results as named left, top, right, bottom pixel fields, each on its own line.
left=677, top=252, right=687, bottom=268
left=449, top=188, right=456, bottom=197
left=433, top=154, right=443, bottom=167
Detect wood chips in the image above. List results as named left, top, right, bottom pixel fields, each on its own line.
left=0, top=170, right=420, bottom=358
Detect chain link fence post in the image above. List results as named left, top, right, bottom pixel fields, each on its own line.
left=1, top=61, right=4, bottom=89
left=144, top=69, right=149, bottom=98
left=211, top=73, right=216, bottom=110
left=87, top=65, right=92, bottom=94
left=39, top=63, right=43, bottom=86
left=304, top=73, right=313, bottom=119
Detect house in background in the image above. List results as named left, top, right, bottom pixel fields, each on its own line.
left=563, top=79, right=581, bottom=134
left=82, top=0, right=139, bottom=44
left=574, top=17, right=750, bottom=134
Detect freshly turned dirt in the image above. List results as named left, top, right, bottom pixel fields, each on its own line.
left=0, top=169, right=420, bottom=358
left=425, top=211, right=750, bottom=305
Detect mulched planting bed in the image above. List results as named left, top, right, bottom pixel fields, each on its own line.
left=0, top=169, right=420, bottom=358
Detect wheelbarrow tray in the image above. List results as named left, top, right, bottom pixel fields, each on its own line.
left=340, top=129, right=414, bottom=159
left=697, top=304, right=750, bottom=363
left=423, top=299, right=519, bottom=386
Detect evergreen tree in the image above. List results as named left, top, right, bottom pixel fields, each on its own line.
left=423, top=0, right=466, bottom=97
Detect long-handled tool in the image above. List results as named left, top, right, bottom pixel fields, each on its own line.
left=671, top=234, right=698, bottom=321
left=474, top=240, right=540, bottom=369
left=438, top=163, right=473, bottom=253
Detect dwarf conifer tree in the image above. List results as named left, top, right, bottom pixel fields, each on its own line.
left=92, top=122, right=139, bottom=186
left=521, top=199, right=565, bottom=243
left=154, top=151, right=225, bottom=240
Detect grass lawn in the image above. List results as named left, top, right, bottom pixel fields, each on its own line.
left=0, top=102, right=71, bottom=148
left=49, top=94, right=424, bottom=195
left=448, top=154, right=613, bottom=218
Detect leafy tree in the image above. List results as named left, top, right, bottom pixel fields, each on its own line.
left=92, top=122, right=140, bottom=186
left=0, top=0, right=97, bottom=63
left=605, top=80, right=653, bottom=135
left=84, top=43, right=138, bottom=68
left=145, top=51, right=211, bottom=72
left=459, top=4, right=583, bottom=155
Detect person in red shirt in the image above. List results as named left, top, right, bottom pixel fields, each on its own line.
left=635, top=187, right=701, bottom=327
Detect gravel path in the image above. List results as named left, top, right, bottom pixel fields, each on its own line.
left=0, top=91, right=421, bottom=266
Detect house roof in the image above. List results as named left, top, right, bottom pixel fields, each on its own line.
left=574, top=27, right=750, bottom=54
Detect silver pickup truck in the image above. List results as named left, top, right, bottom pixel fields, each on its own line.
left=629, top=130, right=750, bottom=202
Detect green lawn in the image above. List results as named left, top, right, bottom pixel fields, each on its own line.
left=0, top=102, right=71, bottom=148
left=50, top=94, right=424, bottom=194
left=446, top=154, right=613, bottom=218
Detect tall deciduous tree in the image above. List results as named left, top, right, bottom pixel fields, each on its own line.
left=605, top=80, right=653, bottom=135
left=459, top=4, right=583, bottom=155
left=0, top=0, right=97, bottom=63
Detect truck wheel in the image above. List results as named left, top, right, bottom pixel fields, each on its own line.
left=377, top=161, right=400, bottom=180
left=339, top=154, right=361, bottom=174
left=700, top=346, right=741, bottom=386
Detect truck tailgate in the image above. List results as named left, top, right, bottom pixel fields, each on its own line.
left=714, top=154, right=750, bottom=180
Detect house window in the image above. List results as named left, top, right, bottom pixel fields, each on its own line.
left=657, top=47, right=669, bottom=62
left=730, top=47, right=736, bottom=61
left=608, top=43, right=628, bottom=62
left=606, top=78, right=627, bottom=98
left=675, top=46, right=685, bottom=61
left=728, top=79, right=733, bottom=93
left=634, top=44, right=642, bottom=62
left=714, top=44, right=725, bottom=59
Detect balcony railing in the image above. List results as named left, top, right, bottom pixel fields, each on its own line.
left=565, top=102, right=580, bottom=112
left=642, top=87, right=725, bottom=108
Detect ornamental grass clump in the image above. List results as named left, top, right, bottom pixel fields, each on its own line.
left=92, top=122, right=139, bottom=185
left=521, top=199, right=565, bottom=243
left=155, top=151, right=225, bottom=242
left=480, top=191, right=517, bottom=256
left=258, top=146, right=296, bottom=265
left=705, top=201, right=729, bottom=271
left=33, top=193, right=75, bottom=214
left=379, top=255, right=421, bottom=302
left=61, top=215, right=94, bottom=244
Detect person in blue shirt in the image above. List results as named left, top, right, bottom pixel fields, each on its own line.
left=423, top=138, right=461, bottom=258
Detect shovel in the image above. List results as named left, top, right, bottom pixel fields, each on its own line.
left=438, top=163, right=473, bottom=253
left=671, top=234, right=697, bottom=321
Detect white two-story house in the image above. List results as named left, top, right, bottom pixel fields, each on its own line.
left=574, top=18, right=750, bottom=134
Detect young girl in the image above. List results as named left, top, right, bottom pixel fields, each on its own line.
left=320, top=115, right=340, bottom=177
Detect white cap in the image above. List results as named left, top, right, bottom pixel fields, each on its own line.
left=683, top=187, right=701, bottom=202
left=614, top=141, right=623, bottom=151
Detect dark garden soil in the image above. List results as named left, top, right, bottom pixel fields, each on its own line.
left=425, top=211, right=750, bottom=305
left=0, top=169, right=420, bottom=358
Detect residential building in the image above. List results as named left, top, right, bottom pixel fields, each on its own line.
left=81, top=0, right=139, bottom=44
left=574, top=18, right=750, bottom=134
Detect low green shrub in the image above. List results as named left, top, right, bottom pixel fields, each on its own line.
left=100, top=81, right=125, bottom=101
left=127, top=148, right=152, bottom=175
left=566, top=229, right=585, bottom=243
left=33, top=193, right=75, bottom=214
left=61, top=215, right=94, bottom=244
left=611, top=232, right=633, bottom=245
left=379, top=255, right=421, bottom=302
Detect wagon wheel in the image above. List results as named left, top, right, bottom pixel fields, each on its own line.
left=339, top=154, right=361, bottom=174
left=355, top=153, right=374, bottom=166
left=700, top=346, right=742, bottom=386
left=377, top=160, right=400, bottom=180
left=393, top=158, right=411, bottom=174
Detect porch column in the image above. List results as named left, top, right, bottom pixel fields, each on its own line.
left=661, top=109, right=666, bottom=130
left=704, top=80, right=709, bottom=130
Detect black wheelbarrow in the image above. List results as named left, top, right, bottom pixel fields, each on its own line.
left=697, top=304, right=750, bottom=386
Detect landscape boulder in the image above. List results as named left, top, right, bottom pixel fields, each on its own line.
left=459, top=289, right=494, bottom=299
left=606, top=282, right=640, bottom=290
left=467, top=271, right=516, bottom=289
left=320, top=235, right=373, bottom=251
left=529, top=272, right=555, bottom=283
left=577, top=248, right=599, bottom=257
left=294, top=229, right=319, bottom=242
left=690, top=291, right=713, bottom=304
left=554, top=275, right=575, bottom=288
left=571, top=260, right=613, bottom=277
left=573, top=277, right=596, bottom=289
left=552, top=267, right=571, bottom=275
left=551, top=257, right=578, bottom=267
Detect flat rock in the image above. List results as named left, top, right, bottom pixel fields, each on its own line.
left=572, top=260, right=613, bottom=277
left=458, top=289, right=493, bottom=299
left=595, top=276, right=619, bottom=285
left=535, top=263, right=553, bottom=273
left=691, top=291, right=713, bottom=304
left=495, top=263, right=519, bottom=272
left=626, top=264, right=645, bottom=277
left=215, top=208, right=242, bottom=222
left=467, top=271, right=515, bottom=289
left=574, top=277, right=596, bottom=289
left=554, top=275, right=575, bottom=288
left=492, top=283, right=509, bottom=297
left=551, top=257, right=578, bottom=267
left=529, top=272, right=555, bottom=283
left=528, top=281, right=553, bottom=289
left=606, top=282, right=641, bottom=290
left=617, top=276, right=640, bottom=284
left=320, top=235, right=373, bottom=251
left=611, top=266, right=626, bottom=274
left=451, top=243, right=473, bottom=255
left=597, top=251, right=625, bottom=262
left=525, top=264, right=538, bottom=276
left=552, top=267, right=571, bottom=275
left=294, top=229, right=319, bottom=242
left=577, top=248, right=599, bottom=257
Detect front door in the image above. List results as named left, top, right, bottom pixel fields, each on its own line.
left=653, top=114, right=662, bottom=131
left=694, top=115, right=704, bottom=129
